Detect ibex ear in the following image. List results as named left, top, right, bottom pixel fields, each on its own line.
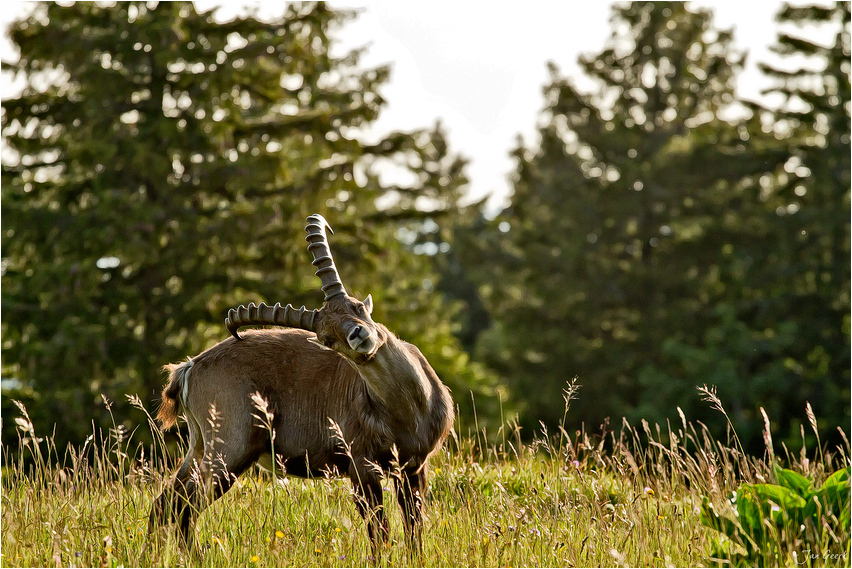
left=307, top=336, right=334, bottom=351
left=363, top=294, right=373, bottom=315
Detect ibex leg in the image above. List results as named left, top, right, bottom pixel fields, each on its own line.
left=149, top=409, right=254, bottom=550
left=149, top=451, right=248, bottom=548
left=350, top=464, right=388, bottom=555
left=395, top=466, right=427, bottom=552
left=148, top=445, right=204, bottom=547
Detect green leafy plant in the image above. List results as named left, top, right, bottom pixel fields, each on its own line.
left=701, top=467, right=850, bottom=567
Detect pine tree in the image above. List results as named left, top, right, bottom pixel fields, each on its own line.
left=739, top=2, right=850, bottom=440
left=637, top=2, right=850, bottom=448
left=1, top=1, right=498, bottom=450
left=462, top=2, right=785, bottom=437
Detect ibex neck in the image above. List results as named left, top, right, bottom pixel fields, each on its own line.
left=355, top=327, right=432, bottom=412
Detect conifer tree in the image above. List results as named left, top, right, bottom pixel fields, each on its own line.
left=462, top=3, right=783, bottom=437
left=637, top=2, right=850, bottom=446
left=1, top=1, right=498, bottom=449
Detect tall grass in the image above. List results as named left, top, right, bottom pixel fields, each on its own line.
left=1, top=388, right=848, bottom=568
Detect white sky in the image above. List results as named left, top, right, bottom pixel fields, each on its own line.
left=328, top=2, right=783, bottom=211
left=1, top=1, right=787, bottom=212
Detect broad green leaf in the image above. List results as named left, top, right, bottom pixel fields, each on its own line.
left=748, top=484, right=807, bottom=511
left=818, top=468, right=851, bottom=521
left=737, top=484, right=806, bottom=534
left=773, top=466, right=814, bottom=498
left=820, top=468, right=850, bottom=492
left=735, top=485, right=767, bottom=538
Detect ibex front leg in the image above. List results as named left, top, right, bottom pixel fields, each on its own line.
left=350, top=463, right=389, bottom=557
left=395, top=465, right=427, bottom=553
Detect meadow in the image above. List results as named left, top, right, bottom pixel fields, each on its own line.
left=2, top=386, right=849, bottom=568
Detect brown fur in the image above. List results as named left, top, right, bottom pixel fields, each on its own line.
left=157, top=361, right=190, bottom=430
left=149, top=305, right=454, bottom=553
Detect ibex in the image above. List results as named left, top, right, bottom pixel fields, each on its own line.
left=149, top=214, right=454, bottom=552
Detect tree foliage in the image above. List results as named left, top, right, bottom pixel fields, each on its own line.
left=1, top=1, right=500, bottom=451
left=638, top=1, right=851, bottom=446
left=3, top=1, right=848, bottom=455
left=456, top=2, right=849, bottom=449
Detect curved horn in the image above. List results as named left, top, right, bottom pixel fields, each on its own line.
left=225, top=302, right=318, bottom=340
left=305, top=214, right=347, bottom=301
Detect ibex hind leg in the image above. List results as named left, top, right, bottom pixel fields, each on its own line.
left=148, top=412, right=205, bottom=548
left=395, top=466, right=427, bottom=554
left=149, top=409, right=258, bottom=551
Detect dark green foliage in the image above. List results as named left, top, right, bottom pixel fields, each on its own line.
left=460, top=2, right=771, bottom=436
left=701, top=467, right=850, bottom=566
left=639, top=1, right=850, bottom=450
left=455, top=2, right=849, bottom=450
left=1, top=1, right=500, bottom=452
left=2, top=0, right=848, bottom=457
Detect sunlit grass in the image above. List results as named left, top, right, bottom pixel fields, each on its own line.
left=1, top=390, right=848, bottom=567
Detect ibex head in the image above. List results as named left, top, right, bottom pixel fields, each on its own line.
left=313, top=292, right=380, bottom=360
left=225, top=214, right=384, bottom=361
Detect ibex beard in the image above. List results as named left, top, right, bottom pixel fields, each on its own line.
left=148, top=215, right=454, bottom=555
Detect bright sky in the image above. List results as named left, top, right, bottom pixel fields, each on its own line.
left=328, top=2, right=783, bottom=211
left=2, top=1, right=787, bottom=212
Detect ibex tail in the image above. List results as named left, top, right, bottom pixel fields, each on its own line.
left=157, top=359, right=193, bottom=430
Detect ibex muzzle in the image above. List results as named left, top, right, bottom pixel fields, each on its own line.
left=150, top=214, right=454, bottom=554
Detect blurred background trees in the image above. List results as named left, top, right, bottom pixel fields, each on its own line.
left=450, top=1, right=849, bottom=450
left=1, top=1, right=499, bottom=450
left=2, top=1, right=848, bottom=454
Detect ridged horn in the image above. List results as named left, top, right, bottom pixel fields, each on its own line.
left=304, top=214, right=347, bottom=301
left=225, top=302, right=318, bottom=340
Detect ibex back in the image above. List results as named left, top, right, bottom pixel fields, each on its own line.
left=149, top=214, right=454, bottom=552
